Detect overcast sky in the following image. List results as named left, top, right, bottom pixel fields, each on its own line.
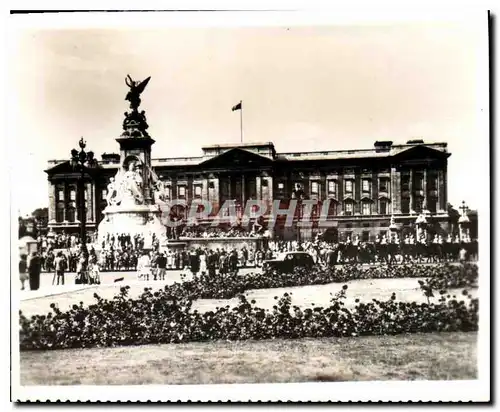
left=9, top=13, right=488, bottom=215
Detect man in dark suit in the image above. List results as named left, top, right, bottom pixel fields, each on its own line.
left=189, top=250, right=200, bottom=277
left=28, top=251, right=42, bottom=291
left=156, top=251, right=167, bottom=281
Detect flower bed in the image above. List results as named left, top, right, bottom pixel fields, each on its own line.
left=19, top=263, right=479, bottom=351
left=188, top=263, right=478, bottom=300
left=20, top=288, right=478, bottom=351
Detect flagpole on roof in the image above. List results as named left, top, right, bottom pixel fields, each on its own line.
left=232, top=100, right=243, bottom=144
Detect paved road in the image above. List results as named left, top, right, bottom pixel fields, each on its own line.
left=19, top=268, right=259, bottom=302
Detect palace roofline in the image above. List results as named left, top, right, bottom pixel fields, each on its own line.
left=46, top=139, right=449, bottom=169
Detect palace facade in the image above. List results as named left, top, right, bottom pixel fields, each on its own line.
left=45, top=139, right=450, bottom=242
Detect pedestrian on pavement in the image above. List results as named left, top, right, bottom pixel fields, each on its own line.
left=53, top=251, right=67, bottom=286
left=28, top=251, right=42, bottom=291
left=156, top=251, right=167, bottom=281
left=137, top=250, right=151, bottom=281
left=19, top=254, right=28, bottom=290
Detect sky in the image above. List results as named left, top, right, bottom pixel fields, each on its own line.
left=8, top=13, right=489, bottom=216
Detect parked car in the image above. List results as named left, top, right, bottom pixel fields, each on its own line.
left=262, top=251, right=315, bottom=274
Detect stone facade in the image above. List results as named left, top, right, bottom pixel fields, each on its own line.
left=45, top=140, right=451, bottom=241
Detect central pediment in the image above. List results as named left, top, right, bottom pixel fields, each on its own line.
left=199, top=147, right=274, bottom=169
left=391, top=145, right=450, bottom=162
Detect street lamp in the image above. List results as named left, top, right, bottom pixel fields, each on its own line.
left=70, top=137, right=97, bottom=257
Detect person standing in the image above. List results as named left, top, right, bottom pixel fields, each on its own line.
left=156, top=251, right=167, bottom=281
left=28, top=251, right=42, bottom=291
left=459, top=244, right=468, bottom=264
left=199, top=250, right=207, bottom=275
left=19, top=254, right=28, bottom=290
left=137, top=250, right=151, bottom=281
left=53, top=251, right=66, bottom=286
left=189, top=250, right=200, bottom=277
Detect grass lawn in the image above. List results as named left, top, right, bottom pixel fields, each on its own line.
left=20, top=332, right=477, bottom=385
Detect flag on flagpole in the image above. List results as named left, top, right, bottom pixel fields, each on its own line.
left=232, top=101, right=242, bottom=111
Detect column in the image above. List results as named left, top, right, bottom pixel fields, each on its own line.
left=202, top=177, right=209, bottom=200
left=48, top=181, right=56, bottom=223
left=354, top=173, right=361, bottom=214
left=85, top=182, right=91, bottom=222
left=62, top=182, right=67, bottom=222
left=91, top=182, right=96, bottom=223
left=387, top=167, right=402, bottom=214
left=241, top=175, right=246, bottom=206
left=267, top=176, right=273, bottom=204
left=437, top=168, right=446, bottom=212
left=256, top=176, right=262, bottom=200
left=409, top=168, right=414, bottom=213
left=209, top=176, right=219, bottom=214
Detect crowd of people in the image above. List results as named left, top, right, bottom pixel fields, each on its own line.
left=19, top=227, right=478, bottom=291
left=179, top=224, right=269, bottom=239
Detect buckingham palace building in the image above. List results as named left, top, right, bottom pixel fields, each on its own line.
left=45, top=139, right=451, bottom=242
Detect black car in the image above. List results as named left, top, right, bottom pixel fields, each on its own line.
left=262, top=251, right=315, bottom=274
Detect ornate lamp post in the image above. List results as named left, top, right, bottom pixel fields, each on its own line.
left=70, top=138, right=97, bottom=257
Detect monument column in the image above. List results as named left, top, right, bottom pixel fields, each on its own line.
left=98, top=74, right=168, bottom=248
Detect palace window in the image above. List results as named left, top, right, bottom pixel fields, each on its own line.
left=56, top=202, right=64, bottom=222
left=401, top=174, right=410, bottom=191
left=194, top=185, right=202, bottom=198
left=362, top=201, right=372, bottom=215
left=344, top=201, right=353, bottom=216
left=278, top=182, right=284, bottom=190
left=178, top=185, right=186, bottom=199
left=311, top=181, right=319, bottom=196
left=327, top=180, right=338, bottom=196
left=427, top=174, right=437, bottom=191
left=379, top=178, right=390, bottom=193
left=345, top=180, right=353, bottom=195
left=67, top=207, right=76, bottom=223
left=401, top=197, right=410, bottom=214
left=165, top=186, right=172, bottom=199
left=57, top=189, right=64, bottom=202
left=427, top=197, right=437, bottom=213
left=84, top=189, right=89, bottom=200
left=414, top=197, right=424, bottom=213
left=379, top=199, right=388, bottom=215
left=101, top=189, right=107, bottom=199
left=70, top=189, right=76, bottom=201
left=414, top=172, right=424, bottom=191
left=209, top=181, right=215, bottom=189
left=362, top=179, right=371, bottom=194
left=327, top=200, right=338, bottom=217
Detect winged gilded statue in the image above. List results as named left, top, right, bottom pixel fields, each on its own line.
left=125, top=75, right=151, bottom=110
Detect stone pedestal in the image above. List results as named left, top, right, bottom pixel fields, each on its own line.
left=97, top=204, right=167, bottom=248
